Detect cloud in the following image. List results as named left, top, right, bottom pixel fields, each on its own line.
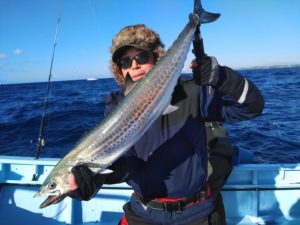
left=13, top=48, right=23, bottom=55
left=0, top=53, right=7, bottom=59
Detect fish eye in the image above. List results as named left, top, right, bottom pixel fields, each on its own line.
left=48, top=182, right=57, bottom=190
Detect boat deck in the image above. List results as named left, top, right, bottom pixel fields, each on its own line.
left=0, top=156, right=300, bottom=225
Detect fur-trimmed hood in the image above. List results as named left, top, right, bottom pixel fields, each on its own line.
left=109, top=24, right=165, bottom=87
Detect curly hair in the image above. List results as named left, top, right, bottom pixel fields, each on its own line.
left=110, top=24, right=165, bottom=87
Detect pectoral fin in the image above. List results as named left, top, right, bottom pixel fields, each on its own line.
left=75, top=161, right=113, bottom=174
left=163, top=105, right=179, bottom=115
left=100, top=169, right=114, bottom=174
left=85, top=163, right=113, bottom=174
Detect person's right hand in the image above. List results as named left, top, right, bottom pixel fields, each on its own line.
left=68, top=165, right=107, bottom=201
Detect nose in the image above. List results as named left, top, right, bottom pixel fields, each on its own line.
left=131, top=59, right=140, bottom=69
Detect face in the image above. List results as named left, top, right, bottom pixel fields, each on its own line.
left=118, top=48, right=155, bottom=82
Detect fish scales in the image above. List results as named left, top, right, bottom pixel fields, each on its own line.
left=80, top=31, right=196, bottom=165
left=35, top=1, right=221, bottom=208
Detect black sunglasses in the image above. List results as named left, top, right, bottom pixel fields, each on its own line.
left=117, top=51, right=152, bottom=69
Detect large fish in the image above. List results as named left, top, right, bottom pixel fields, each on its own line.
left=35, top=0, right=220, bottom=208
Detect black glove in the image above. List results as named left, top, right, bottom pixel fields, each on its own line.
left=68, top=165, right=107, bottom=201
left=192, top=56, right=212, bottom=85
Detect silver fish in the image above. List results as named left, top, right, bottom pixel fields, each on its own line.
left=35, top=0, right=220, bottom=208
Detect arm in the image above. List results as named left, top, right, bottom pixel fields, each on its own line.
left=68, top=147, right=142, bottom=200
left=193, top=57, right=265, bottom=122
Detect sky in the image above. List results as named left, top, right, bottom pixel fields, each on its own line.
left=0, top=0, right=299, bottom=84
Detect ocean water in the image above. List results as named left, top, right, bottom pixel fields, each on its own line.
left=1, top=67, right=300, bottom=163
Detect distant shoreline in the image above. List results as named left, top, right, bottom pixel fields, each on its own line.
left=236, top=64, right=300, bottom=71
left=2, top=65, right=300, bottom=85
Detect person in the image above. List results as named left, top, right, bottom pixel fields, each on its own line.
left=68, top=24, right=264, bottom=225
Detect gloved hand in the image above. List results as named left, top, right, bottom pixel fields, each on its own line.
left=190, top=55, right=212, bottom=85
left=68, top=165, right=107, bottom=201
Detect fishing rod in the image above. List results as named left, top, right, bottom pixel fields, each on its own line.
left=34, top=1, right=63, bottom=162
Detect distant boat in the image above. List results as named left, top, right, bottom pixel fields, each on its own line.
left=86, top=77, right=98, bottom=81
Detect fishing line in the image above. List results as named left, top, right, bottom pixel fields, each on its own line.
left=88, top=0, right=98, bottom=22
left=34, top=0, right=64, bottom=162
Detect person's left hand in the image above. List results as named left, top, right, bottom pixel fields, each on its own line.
left=68, top=165, right=107, bottom=201
left=190, top=56, right=212, bottom=85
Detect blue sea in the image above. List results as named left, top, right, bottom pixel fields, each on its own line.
left=1, top=67, right=300, bottom=163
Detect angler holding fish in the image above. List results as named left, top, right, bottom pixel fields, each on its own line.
left=35, top=0, right=264, bottom=224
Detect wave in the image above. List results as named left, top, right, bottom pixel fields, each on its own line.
left=1, top=67, right=300, bottom=163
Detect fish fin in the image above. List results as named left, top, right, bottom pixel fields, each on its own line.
left=88, top=167, right=101, bottom=174
left=75, top=161, right=102, bottom=173
left=100, top=169, right=114, bottom=174
left=124, top=72, right=138, bottom=95
left=78, top=162, right=114, bottom=174
left=162, top=105, right=179, bottom=115
left=89, top=167, right=113, bottom=174
left=75, top=161, right=100, bottom=168
left=194, top=0, right=220, bottom=24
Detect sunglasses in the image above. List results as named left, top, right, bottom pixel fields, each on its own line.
left=117, top=51, right=152, bottom=69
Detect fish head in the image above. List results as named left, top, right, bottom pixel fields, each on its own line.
left=34, top=165, right=72, bottom=208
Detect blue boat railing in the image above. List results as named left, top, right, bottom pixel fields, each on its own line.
left=0, top=155, right=299, bottom=225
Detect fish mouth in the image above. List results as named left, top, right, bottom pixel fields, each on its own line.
left=39, top=193, right=67, bottom=208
